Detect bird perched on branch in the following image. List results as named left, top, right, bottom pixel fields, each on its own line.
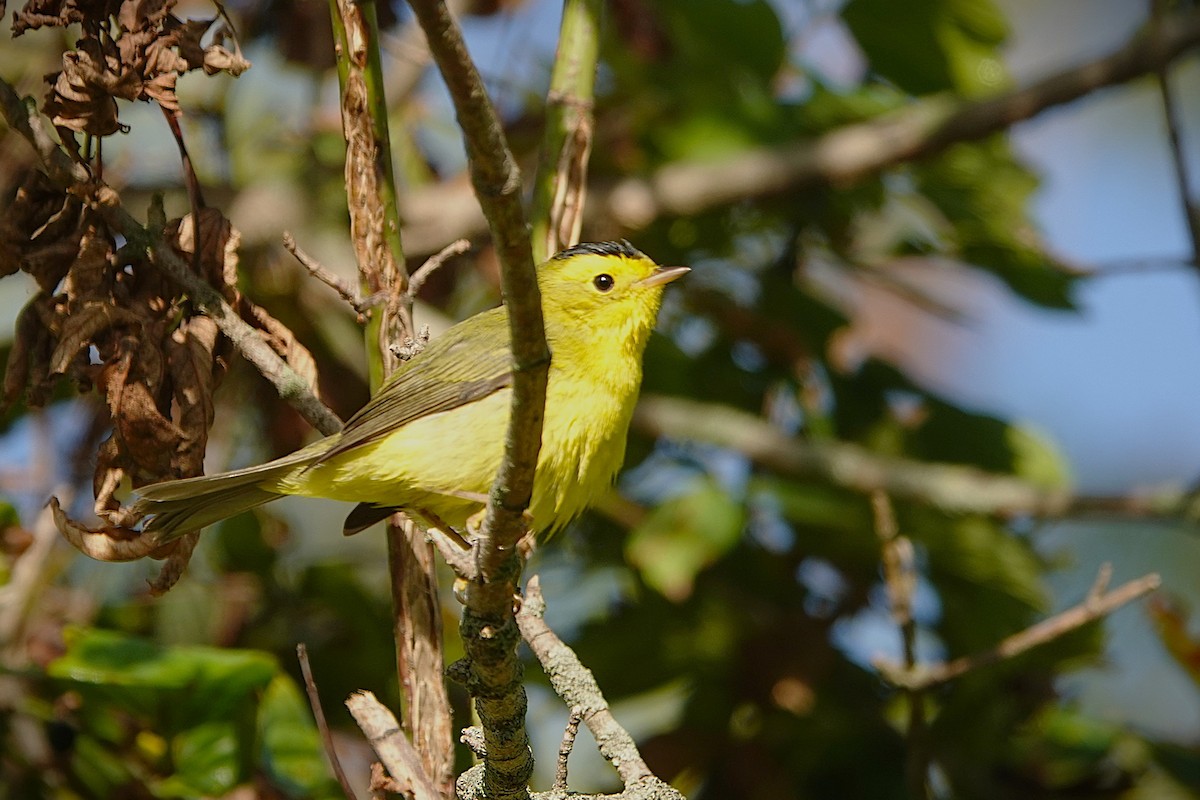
left=132, top=241, right=688, bottom=542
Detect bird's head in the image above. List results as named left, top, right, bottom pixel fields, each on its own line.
left=537, top=241, right=688, bottom=350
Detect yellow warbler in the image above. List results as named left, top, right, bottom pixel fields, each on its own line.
left=134, top=241, right=687, bottom=542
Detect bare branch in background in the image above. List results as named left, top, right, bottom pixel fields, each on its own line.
left=297, top=644, right=357, bottom=800
left=0, top=490, right=67, bottom=655
left=877, top=566, right=1162, bottom=691
left=1151, top=5, right=1200, bottom=268
left=394, top=7, right=1200, bottom=257
left=634, top=395, right=1072, bottom=517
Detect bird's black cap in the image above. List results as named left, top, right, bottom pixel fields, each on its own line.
left=551, top=240, right=646, bottom=262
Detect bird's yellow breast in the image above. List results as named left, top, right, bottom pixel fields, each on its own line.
left=270, top=336, right=642, bottom=534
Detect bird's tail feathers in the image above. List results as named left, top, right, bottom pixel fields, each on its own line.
left=132, top=448, right=319, bottom=543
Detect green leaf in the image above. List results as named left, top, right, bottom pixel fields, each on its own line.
left=918, top=140, right=1076, bottom=308
left=258, top=674, right=337, bottom=799
left=913, top=511, right=1047, bottom=651
left=49, top=628, right=277, bottom=732
left=154, top=720, right=241, bottom=798
left=843, top=0, right=1010, bottom=95
left=1009, top=707, right=1150, bottom=790
left=1007, top=422, right=1071, bottom=488
left=626, top=478, right=745, bottom=601
left=659, top=0, right=785, bottom=83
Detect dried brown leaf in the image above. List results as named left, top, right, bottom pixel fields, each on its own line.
left=117, top=0, right=174, bottom=36
left=49, top=302, right=140, bottom=375
left=167, top=315, right=220, bottom=476
left=4, top=298, right=53, bottom=407
left=45, top=38, right=139, bottom=135
left=0, top=170, right=86, bottom=291
left=63, top=219, right=113, bottom=301
left=202, top=44, right=251, bottom=77
left=92, top=436, right=129, bottom=519
left=10, top=0, right=119, bottom=35
left=99, top=336, right=182, bottom=475
left=49, top=495, right=161, bottom=563
left=147, top=531, right=197, bottom=595
left=167, top=209, right=241, bottom=298
left=29, top=0, right=248, bottom=132
left=241, top=301, right=320, bottom=392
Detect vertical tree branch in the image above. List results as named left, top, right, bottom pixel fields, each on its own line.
left=329, top=2, right=455, bottom=793
left=530, top=0, right=601, bottom=264
left=404, top=2, right=548, bottom=797
left=404, top=1, right=548, bottom=569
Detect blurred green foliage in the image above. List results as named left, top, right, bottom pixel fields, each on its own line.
left=6, top=628, right=340, bottom=799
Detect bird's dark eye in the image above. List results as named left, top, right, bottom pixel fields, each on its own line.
left=593, top=273, right=615, bottom=292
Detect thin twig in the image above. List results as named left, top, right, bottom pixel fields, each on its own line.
left=1151, top=3, right=1200, bottom=268
left=297, top=644, right=357, bottom=800
left=516, top=576, right=685, bottom=799
left=346, top=690, right=442, bottom=800
left=871, top=493, right=928, bottom=800
left=283, top=231, right=370, bottom=315
left=552, top=707, right=584, bottom=794
left=877, top=566, right=1162, bottom=691
left=407, top=237, right=470, bottom=301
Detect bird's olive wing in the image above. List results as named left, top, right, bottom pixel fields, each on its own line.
left=314, top=308, right=513, bottom=465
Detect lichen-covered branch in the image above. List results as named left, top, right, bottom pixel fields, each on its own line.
left=516, top=577, right=685, bottom=800
left=404, top=1, right=545, bottom=797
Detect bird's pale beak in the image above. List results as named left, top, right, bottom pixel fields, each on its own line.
left=637, top=265, right=690, bottom=287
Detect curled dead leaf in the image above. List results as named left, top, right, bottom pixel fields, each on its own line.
left=49, top=495, right=160, bottom=563
left=167, top=315, right=221, bottom=476
left=48, top=302, right=140, bottom=375
left=4, top=299, right=54, bottom=407
left=242, top=300, right=320, bottom=392
left=0, top=170, right=86, bottom=291
left=167, top=208, right=241, bottom=298
left=147, top=531, right=198, bottom=595
left=10, top=0, right=97, bottom=35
